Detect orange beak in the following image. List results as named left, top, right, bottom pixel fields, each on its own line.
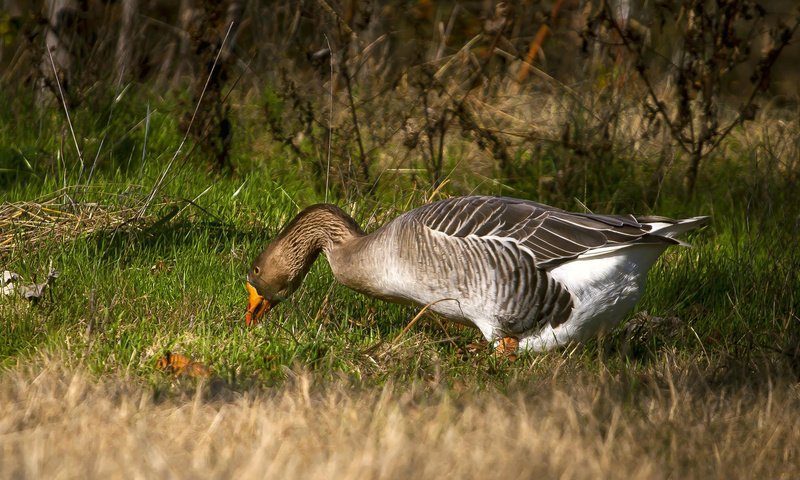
left=245, top=282, right=271, bottom=326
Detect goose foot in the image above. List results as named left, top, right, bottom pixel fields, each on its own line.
left=493, top=337, right=519, bottom=361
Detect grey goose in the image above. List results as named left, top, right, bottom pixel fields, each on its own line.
left=246, top=196, right=708, bottom=352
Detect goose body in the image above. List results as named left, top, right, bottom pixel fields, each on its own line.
left=246, top=196, right=708, bottom=352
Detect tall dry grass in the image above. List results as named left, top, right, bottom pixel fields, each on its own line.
left=1, top=355, right=798, bottom=479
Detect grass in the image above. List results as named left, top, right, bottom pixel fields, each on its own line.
left=2, top=354, right=799, bottom=478
left=1, top=88, right=799, bottom=477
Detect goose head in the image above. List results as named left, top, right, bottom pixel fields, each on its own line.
left=244, top=204, right=365, bottom=326
left=245, top=239, right=319, bottom=326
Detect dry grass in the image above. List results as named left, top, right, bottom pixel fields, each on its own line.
left=0, top=188, right=177, bottom=258
left=1, top=355, right=798, bottom=479
left=0, top=195, right=134, bottom=257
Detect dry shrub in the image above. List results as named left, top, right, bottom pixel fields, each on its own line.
left=1, top=354, right=798, bottom=479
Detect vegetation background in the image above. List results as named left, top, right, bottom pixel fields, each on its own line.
left=1, top=0, right=799, bottom=477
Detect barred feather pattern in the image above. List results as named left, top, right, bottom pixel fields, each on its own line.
left=250, top=196, right=708, bottom=350
left=376, top=218, right=571, bottom=334
left=410, top=196, right=674, bottom=267
left=370, top=197, right=678, bottom=336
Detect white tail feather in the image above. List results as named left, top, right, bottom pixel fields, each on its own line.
left=647, top=216, right=710, bottom=239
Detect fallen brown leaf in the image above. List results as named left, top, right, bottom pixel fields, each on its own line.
left=155, top=351, right=212, bottom=378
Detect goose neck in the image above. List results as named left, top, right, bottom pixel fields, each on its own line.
left=279, top=204, right=364, bottom=260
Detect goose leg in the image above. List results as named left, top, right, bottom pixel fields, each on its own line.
left=493, top=336, right=519, bottom=361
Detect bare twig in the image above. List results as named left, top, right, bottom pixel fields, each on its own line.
left=324, top=34, right=334, bottom=203
left=704, top=18, right=800, bottom=158
left=139, top=21, right=236, bottom=220
left=602, top=2, right=690, bottom=156
left=391, top=298, right=459, bottom=345
left=316, top=0, right=356, bottom=38
left=604, top=0, right=799, bottom=195
left=46, top=48, right=85, bottom=179
left=340, top=45, right=370, bottom=184
left=435, top=5, right=460, bottom=61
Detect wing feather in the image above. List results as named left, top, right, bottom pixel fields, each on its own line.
left=409, top=196, right=677, bottom=268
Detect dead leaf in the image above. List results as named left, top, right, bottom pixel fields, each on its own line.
left=1, top=268, right=59, bottom=301
left=155, top=351, right=212, bottom=378
left=458, top=340, right=489, bottom=356
left=1, top=270, right=20, bottom=296
left=149, top=260, right=170, bottom=275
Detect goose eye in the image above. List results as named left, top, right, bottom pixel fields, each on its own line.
left=253, top=266, right=260, bottom=275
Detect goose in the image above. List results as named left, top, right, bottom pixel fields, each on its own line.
left=245, top=196, right=708, bottom=353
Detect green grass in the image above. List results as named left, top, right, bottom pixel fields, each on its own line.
left=2, top=87, right=800, bottom=480
left=1, top=90, right=798, bottom=394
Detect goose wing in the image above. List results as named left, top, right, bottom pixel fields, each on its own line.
left=410, top=196, right=674, bottom=268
